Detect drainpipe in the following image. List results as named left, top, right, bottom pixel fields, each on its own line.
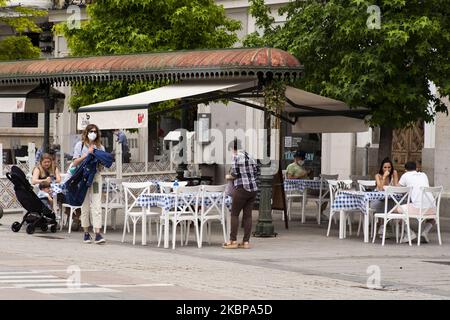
left=363, top=142, right=370, bottom=176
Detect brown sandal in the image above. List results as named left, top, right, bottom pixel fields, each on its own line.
left=238, top=242, right=250, bottom=249
left=222, top=241, right=238, bottom=249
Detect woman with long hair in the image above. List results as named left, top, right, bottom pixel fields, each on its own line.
left=31, top=153, right=61, bottom=185
left=372, top=157, right=399, bottom=237
left=72, top=124, right=106, bottom=244
left=375, top=157, right=399, bottom=191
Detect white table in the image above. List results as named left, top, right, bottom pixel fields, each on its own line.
left=332, top=191, right=399, bottom=242
left=137, top=192, right=232, bottom=248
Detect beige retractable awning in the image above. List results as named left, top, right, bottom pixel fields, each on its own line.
left=77, top=79, right=369, bottom=133
left=0, top=85, right=65, bottom=113
left=284, top=86, right=369, bottom=133
left=77, top=80, right=257, bottom=130
left=78, top=80, right=257, bottom=112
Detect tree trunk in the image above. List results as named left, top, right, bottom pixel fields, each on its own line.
left=377, top=125, right=393, bottom=165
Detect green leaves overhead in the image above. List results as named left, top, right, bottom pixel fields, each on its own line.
left=0, top=0, right=46, bottom=61
left=245, top=0, right=450, bottom=129
left=56, top=0, right=241, bottom=115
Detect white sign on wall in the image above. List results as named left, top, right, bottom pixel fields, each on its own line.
left=77, top=109, right=148, bottom=130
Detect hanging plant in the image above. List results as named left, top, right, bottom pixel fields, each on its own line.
left=263, top=80, right=286, bottom=115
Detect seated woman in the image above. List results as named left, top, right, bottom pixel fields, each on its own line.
left=31, top=153, right=62, bottom=185
left=372, top=157, right=398, bottom=237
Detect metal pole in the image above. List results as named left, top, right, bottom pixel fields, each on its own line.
left=253, top=102, right=277, bottom=237
left=176, top=104, right=188, bottom=180
left=43, top=85, right=54, bottom=153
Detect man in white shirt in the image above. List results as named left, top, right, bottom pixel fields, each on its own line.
left=398, top=161, right=435, bottom=243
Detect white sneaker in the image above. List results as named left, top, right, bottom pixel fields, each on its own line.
left=400, top=230, right=417, bottom=243
left=420, top=232, right=430, bottom=244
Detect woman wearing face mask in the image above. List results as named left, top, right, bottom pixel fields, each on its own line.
left=72, top=124, right=106, bottom=244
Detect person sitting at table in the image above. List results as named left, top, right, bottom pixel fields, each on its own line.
left=286, top=150, right=328, bottom=220
left=286, top=150, right=310, bottom=179
left=398, top=161, right=435, bottom=243
left=31, top=153, right=62, bottom=185
left=372, top=157, right=398, bottom=238
left=37, top=181, right=53, bottom=210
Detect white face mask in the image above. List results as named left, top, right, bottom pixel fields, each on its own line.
left=88, top=132, right=97, bottom=141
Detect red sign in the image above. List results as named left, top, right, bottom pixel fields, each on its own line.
left=138, top=113, right=144, bottom=124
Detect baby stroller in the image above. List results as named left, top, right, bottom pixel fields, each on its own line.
left=6, top=166, right=58, bottom=234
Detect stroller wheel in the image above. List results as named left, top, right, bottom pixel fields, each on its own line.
left=26, top=224, right=35, bottom=235
left=50, top=225, right=57, bottom=233
left=41, top=224, right=48, bottom=232
left=11, top=222, right=21, bottom=232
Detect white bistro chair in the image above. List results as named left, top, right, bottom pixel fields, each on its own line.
left=357, top=179, right=377, bottom=236
left=307, top=174, right=338, bottom=224
left=61, top=203, right=82, bottom=233
left=101, top=177, right=127, bottom=233
left=326, top=180, right=361, bottom=238
left=121, top=181, right=160, bottom=245
left=283, top=170, right=303, bottom=221
left=158, top=181, right=188, bottom=193
left=158, top=185, right=201, bottom=249
left=357, top=180, right=377, bottom=192
left=406, top=186, right=443, bottom=246
left=197, top=184, right=228, bottom=247
left=372, top=186, right=412, bottom=246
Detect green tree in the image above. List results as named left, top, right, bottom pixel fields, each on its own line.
left=55, top=0, right=241, bottom=113
left=0, top=0, right=46, bottom=60
left=245, top=0, right=450, bottom=161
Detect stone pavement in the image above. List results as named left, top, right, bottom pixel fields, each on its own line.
left=0, top=205, right=450, bottom=300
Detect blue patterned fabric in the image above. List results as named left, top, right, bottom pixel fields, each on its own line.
left=332, top=191, right=399, bottom=213
left=137, top=192, right=232, bottom=211
left=284, top=179, right=326, bottom=192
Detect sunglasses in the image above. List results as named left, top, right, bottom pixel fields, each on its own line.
left=89, top=130, right=97, bottom=133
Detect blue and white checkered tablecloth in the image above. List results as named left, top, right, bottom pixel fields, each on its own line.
left=284, top=179, right=326, bottom=192
left=332, top=191, right=394, bottom=213
left=137, top=192, right=232, bottom=211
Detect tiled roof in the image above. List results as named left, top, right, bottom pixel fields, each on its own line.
left=0, top=48, right=303, bottom=85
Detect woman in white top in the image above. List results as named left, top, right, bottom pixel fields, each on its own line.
left=72, top=124, right=106, bottom=244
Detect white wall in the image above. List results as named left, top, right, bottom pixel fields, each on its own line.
left=321, top=133, right=354, bottom=179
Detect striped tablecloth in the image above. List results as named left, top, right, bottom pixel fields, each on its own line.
left=284, top=179, right=327, bottom=192
left=137, top=192, right=232, bottom=211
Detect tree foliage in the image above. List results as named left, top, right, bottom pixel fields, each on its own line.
left=245, top=0, right=450, bottom=129
left=0, top=0, right=46, bottom=61
left=55, top=0, right=241, bottom=113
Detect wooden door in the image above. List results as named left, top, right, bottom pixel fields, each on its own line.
left=391, top=121, right=424, bottom=175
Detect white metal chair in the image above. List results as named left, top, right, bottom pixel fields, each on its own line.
left=326, top=180, right=360, bottom=237
left=121, top=181, right=160, bottom=245
left=15, top=156, right=28, bottom=164
left=197, top=184, right=228, bottom=247
left=357, top=180, right=377, bottom=192
left=357, top=179, right=377, bottom=236
left=61, top=203, right=82, bottom=233
left=158, top=181, right=188, bottom=193
left=101, top=177, right=127, bottom=233
left=405, top=186, right=443, bottom=246
left=372, top=186, right=412, bottom=246
left=307, top=174, right=338, bottom=224
left=158, top=185, right=201, bottom=249
left=283, top=170, right=303, bottom=221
